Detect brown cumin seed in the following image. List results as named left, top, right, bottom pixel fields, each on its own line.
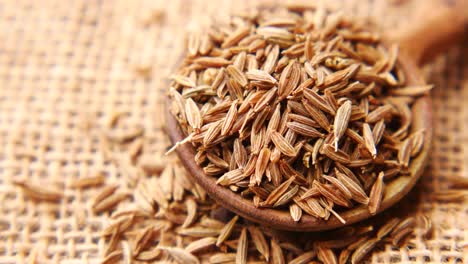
left=236, top=228, right=248, bottom=264
left=135, top=249, right=161, bottom=261
left=305, top=197, right=327, bottom=218
left=102, top=250, right=123, bottom=264
left=287, top=122, right=324, bottom=138
left=372, top=119, right=386, bottom=144
left=335, top=170, right=369, bottom=204
left=158, top=246, right=200, bottom=264
left=92, top=184, right=119, bottom=206
left=233, top=138, right=248, bottom=167
left=248, top=226, right=270, bottom=261
left=185, top=98, right=203, bottom=130
left=350, top=238, right=378, bottom=264
left=271, top=131, right=297, bottom=157
left=254, top=86, right=278, bottom=113
left=278, top=61, right=301, bottom=99
left=289, top=203, right=302, bottom=222
left=271, top=239, right=285, bottom=264
left=222, top=26, right=251, bottom=48
left=363, top=123, right=377, bottom=158
left=194, top=57, right=231, bottom=67
left=262, top=176, right=296, bottom=206
left=105, top=126, right=144, bottom=144
left=391, top=227, right=413, bottom=246
left=317, top=246, right=337, bottom=264
left=171, top=74, right=196, bottom=87
left=391, top=84, right=433, bottom=96
left=290, top=250, right=316, bottom=264
left=209, top=253, right=236, bottom=263
left=246, top=69, right=278, bottom=85
left=203, top=120, right=222, bottom=146
left=432, top=190, right=467, bottom=202
left=182, top=198, right=197, bottom=228
left=322, top=144, right=351, bottom=164
left=323, top=175, right=352, bottom=200
left=273, top=185, right=299, bottom=207
left=366, top=104, right=393, bottom=123
left=92, top=193, right=128, bottom=214
left=185, top=237, right=217, bottom=253
left=226, top=65, right=248, bottom=87
left=303, top=100, right=331, bottom=131
left=391, top=217, right=416, bottom=237
left=446, top=175, right=468, bottom=188
left=333, top=100, right=352, bottom=150
left=216, top=215, right=238, bottom=246
left=368, top=172, right=384, bottom=215
left=69, top=172, right=106, bottom=189
left=398, top=138, right=412, bottom=168
left=255, top=148, right=271, bottom=185
left=216, top=169, right=246, bottom=186
left=221, top=100, right=238, bottom=136
left=377, top=217, right=400, bottom=240
left=338, top=249, right=351, bottom=264
left=303, top=89, right=335, bottom=115
left=316, top=182, right=352, bottom=208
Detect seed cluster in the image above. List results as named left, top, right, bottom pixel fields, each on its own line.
left=169, top=6, right=430, bottom=222
left=102, top=154, right=431, bottom=264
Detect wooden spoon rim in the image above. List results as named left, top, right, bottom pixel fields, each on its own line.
left=165, top=52, right=432, bottom=232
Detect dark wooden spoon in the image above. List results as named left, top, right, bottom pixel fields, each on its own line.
left=165, top=0, right=467, bottom=231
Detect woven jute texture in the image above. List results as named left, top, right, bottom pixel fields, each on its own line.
left=0, top=0, right=466, bottom=263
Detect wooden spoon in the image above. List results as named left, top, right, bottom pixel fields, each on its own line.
left=165, top=0, right=467, bottom=231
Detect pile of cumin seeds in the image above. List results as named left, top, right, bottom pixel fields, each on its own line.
left=168, top=6, right=431, bottom=222
left=101, top=153, right=431, bottom=264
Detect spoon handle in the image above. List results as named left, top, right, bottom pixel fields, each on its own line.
left=387, top=0, right=467, bottom=65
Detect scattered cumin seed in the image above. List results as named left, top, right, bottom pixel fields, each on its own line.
left=69, top=173, right=106, bottom=189
left=13, top=179, right=63, bottom=202
left=216, top=215, right=238, bottom=246
left=92, top=193, right=129, bottom=214
left=158, top=246, right=200, bottom=264
left=236, top=228, right=248, bottom=264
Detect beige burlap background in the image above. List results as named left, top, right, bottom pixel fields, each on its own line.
left=0, top=0, right=466, bottom=263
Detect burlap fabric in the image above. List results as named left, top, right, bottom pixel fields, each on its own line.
left=0, top=0, right=465, bottom=263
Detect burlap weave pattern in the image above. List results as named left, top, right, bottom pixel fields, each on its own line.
left=0, top=0, right=465, bottom=263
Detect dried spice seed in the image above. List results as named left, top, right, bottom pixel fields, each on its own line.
left=221, top=100, right=239, bottom=136
left=350, top=238, right=378, bottom=264
left=271, top=239, right=285, bottom=264
left=290, top=250, right=316, bottom=264
left=255, top=148, right=271, bottom=185
left=333, top=100, right=352, bottom=150
left=216, top=216, right=238, bottom=246
left=248, top=226, right=270, bottom=260
left=368, top=172, right=384, bottom=215
left=271, top=131, right=297, bottom=157
left=377, top=217, right=400, bottom=240
left=362, top=123, right=377, bottom=158
left=92, top=193, right=129, bottom=214
left=317, top=246, right=337, bottom=264
left=158, top=246, right=200, bottom=264
left=236, top=228, right=248, bottom=264
left=289, top=203, right=303, bottom=222
left=69, top=173, right=106, bottom=189
left=185, top=237, right=217, bottom=253
left=13, top=179, right=63, bottom=202
left=209, top=253, right=236, bottom=263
